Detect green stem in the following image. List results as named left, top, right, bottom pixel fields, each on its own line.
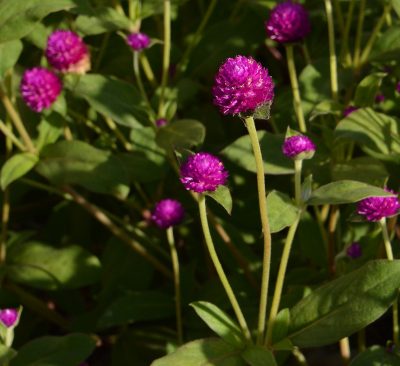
left=285, top=45, right=307, bottom=133
left=340, top=0, right=356, bottom=66
left=140, top=53, right=157, bottom=87
left=265, top=215, right=301, bottom=346
left=302, top=43, right=312, bottom=65
left=353, top=0, right=366, bottom=71
left=332, top=0, right=345, bottom=36
left=324, top=0, right=339, bottom=101
left=294, top=160, right=303, bottom=206
left=94, top=32, right=110, bottom=71
left=244, top=116, right=272, bottom=345
left=292, top=347, right=309, bottom=366
left=0, top=119, right=26, bottom=151
left=103, top=116, right=133, bottom=151
left=166, top=227, right=183, bottom=344
left=380, top=218, right=399, bottom=347
left=158, top=0, right=171, bottom=118
left=339, top=337, right=351, bottom=366
left=198, top=194, right=251, bottom=341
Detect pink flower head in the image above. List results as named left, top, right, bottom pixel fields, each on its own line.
left=127, top=32, right=151, bottom=51
left=45, top=30, right=90, bottom=74
left=180, top=152, right=228, bottom=193
left=265, top=1, right=311, bottom=43
left=282, top=135, right=316, bottom=160
left=212, top=56, right=274, bottom=115
left=156, top=118, right=168, bottom=127
left=346, top=242, right=362, bottom=259
left=343, top=106, right=359, bottom=117
left=151, top=199, right=185, bottom=229
left=0, top=308, right=19, bottom=328
left=357, top=190, right=400, bottom=222
left=20, top=67, right=62, bottom=112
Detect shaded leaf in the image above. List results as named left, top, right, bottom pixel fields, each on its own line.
left=369, top=26, right=400, bottom=62
left=241, top=346, right=277, bottom=366
left=267, top=191, right=300, bottom=233
left=0, top=345, right=17, bottom=364
left=0, top=40, right=22, bottom=77
left=354, top=73, right=386, bottom=107
left=1, top=153, right=38, bottom=190
left=206, top=186, right=232, bottom=215
left=350, top=345, right=400, bottom=366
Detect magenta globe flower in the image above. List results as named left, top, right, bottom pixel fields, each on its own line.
left=0, top=308, right=19, bottom=328
left=212, top=55, right=275, bottom=115
left=282, top=135, right=316, bottom=160
left=265, top=1, right=311, bottom=43
left=346, top=242, right=362, bottom=259
left=20, top=67, right=62, bottom=112
left=357, top=190, right=400, bottom=222
left=127, top=32, right=151, bottom=51
left=45, top=30, right=90, bottom=74
left=152, top=199, right=185, bottom=229
left=156, top=118, right=168, bottom=127
left=180, top=152, right=228, bottom=193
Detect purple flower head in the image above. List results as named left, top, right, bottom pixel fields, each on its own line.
left=396, top=81, right=400, bottom=94
left=127, top=32, right=151, bottom=51
left=0, top=308, right=19, bottom=328
left=282, top=135, right=316, bottom=160
left=20, top=67, right=62, bottom=112
left=45, top=30, right=90, bottom=74
left=357, top=190, right=400, bottom=222
left=156, top=118, right=168, bottom=127
left=151, top=199, right=185, bottom=229
left=212, top=55, right=274, bottom=115
left=265, top=1, right=311, bottom=43
left=343, top=106, right=359, bottom=117
left=180, top=152, right=228, bottom=193
left=346, top=242, right=362, bottom=259
left=375, top=93, right=385, bottom=103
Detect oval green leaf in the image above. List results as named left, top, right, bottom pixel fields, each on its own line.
left=1, top=153, right=38, bottom=190
left=206, top=185, right=232, bottom=215
left=241, top=346, right=277, bottom=366
left=0, top=39, right=22, bottom=78
left=354, top=73, right=386, bottom=107
left=267, top=191, right=300, bottom=233
left=350, top=345, right=400, bottom=366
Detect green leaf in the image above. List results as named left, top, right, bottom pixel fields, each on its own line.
left=222, top=131, right=294, bottom=175
left=0, top=345, right=17, bottom=364
left=271, top=308, right=290, bottom=345
left=7, top=241, right=101, bottom=290
left=354, top=73, right=386, bottom=107
left=36, top=113, right=65, bottom=151
left=75, top=6, right=132, bottom=35
left=65, top=74, right=147, bottom=128
left=156, top=119, right=205, bottom=150
left=206, top=186, right=233, bottom=215
left=288, top=260, right=400, bottom=348
left=309, top=100, right=342, bottom=121
left=36, top=140, right=130, bottom=198
left=335, top=108, right=400, bottom=162
left=10, top=333, right=95, bottom=366
left=350, top=345, right=400, bottom=366
left=241, top=346, right=277, bottom=366
left=130, top=127, right=166, bottom=165
left=0, top=40, right=22, bottom=77
left=369, top=26, right=400, bottom=62
left=267, top=191, right=300, bottom=233
left=0, top=0, right=76, bottom=44
left=150, top=338, right=246, bottom=366
left=0, top=153, right=38, bottom=189
left=141, top=0, right=190, bottom=19
left=190, top=301, right=247, bottom=348
left=307, top=180, right=393, bottom=205
left=97, top=291, right=174, bottom=329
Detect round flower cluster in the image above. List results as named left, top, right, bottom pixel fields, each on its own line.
left=180, top=152, right=228, bottom=193
left=346, top=242, right=362, bottom=259
left=357, top=190, right=400, bottom=222
left=282, top=135, right=316, bottom=160
left=265, top=1, right=311, bottom=43
left=45, top=30, right=90, bottom=74
left=20, top=67, right=62, bottom=112
left=152, top=199, right=185, bottom=229
left=127, top=32, right=151, bottom=51
left=212, top=55, right=274, bottom=115
left=0, top=308, right=19, bottom=328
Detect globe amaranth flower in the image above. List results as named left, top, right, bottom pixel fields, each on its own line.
left=180, top=152, right=228, bottom=193
left=357, top=190, right=400, bottom=222
left=343, top=106, right=359, bottom=117
left=45, top=30, right=90, bottom=74
left=282, top=134, right=316, bottom=160
left=151, top=199, right=185, bottom=229
left=127, top=32, right=151, bottom=51
left=346, top=242, right=362, bottom=259
left=213, top=56, right=274, bottom=116
left=156, top=118, right=168, bottom=127
left=0, top=308, right=19, bottom=328
left=265, top=1, right=311, bottom=43
left=20, top=67, right=62, bottom=112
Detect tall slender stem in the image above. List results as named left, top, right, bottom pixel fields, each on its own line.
left=103, top=116, right=133, bottom=151
left=324, top=0, right=339, bottom=101
left=166, top=227, right=183, bottom=344
left=294, top=160, right=303, bottom=206
left=339, top=337, right=351, bottom=366
left=265, top=215, right=301, bottom=346
left=158, top=0, right=171, bottom=118
left=0, top=119, right=26, bottom=151
left=140, top=53, right=157, bottom=87
left=244, top=116, right=272, bottom=345
left=340, top=0, right=356, bottom=66
left=198, top=194, right=251, bottom=341
left=353, top=0, right=366, bottom=71
left=285, top=45, right=307, bottom=133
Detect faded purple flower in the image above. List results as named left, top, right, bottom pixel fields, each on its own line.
left=346, top=242, right=362, bottom=259
left=0, top=308, right=18, bottom=328
left=282, top=135, right=316, bottom=160
left=265, top=1, right=311, bottom=43
left=156, top=118, right=168, bottom=127
left=375, top=93, right=385, bottom=103
left=343, top=106, right=359, bottom=117
left=357, top=190, right=400, bottom=222
left=212, top=55, right=274, bottom=115
left=45, top=30, right=90, bottom=74
left=180, top=152, right=228, bottom=193
left=151, top=199, right=185, bottom=229
left=127, top=32, right=151, bottom=51
left=20, top=67, right=62, bottom=112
